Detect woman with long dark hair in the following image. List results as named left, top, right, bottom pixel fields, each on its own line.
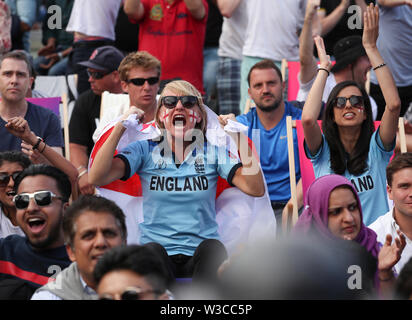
left=301, top=4, right=401, bottom=225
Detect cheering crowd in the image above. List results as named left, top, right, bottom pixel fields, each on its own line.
left=0, top=0, right=412, bottom=300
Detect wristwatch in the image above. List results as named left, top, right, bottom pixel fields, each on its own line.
left=32, top=136, right=44, bottom=150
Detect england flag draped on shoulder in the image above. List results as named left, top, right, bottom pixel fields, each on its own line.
left=89, top=106, right=276, bottom=254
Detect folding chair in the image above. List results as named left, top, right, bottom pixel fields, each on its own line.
left=284, top=116, right=407, bottom=232
left=243, top=98, right=254, bottom=114
left=92, top=91, right=130, bottom=143
left=281, top=59, right=301, bottom=101
left=33, top=74, right=78, bottom=160
left=25, top=97, right=71, bottom=160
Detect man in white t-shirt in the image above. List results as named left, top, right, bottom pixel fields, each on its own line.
left=66, top=0, right=122, bottom=94
left=369, top=152, right=412, bottom=275
left=297, top=0, right=378, bottom=120
left=239, top=0, right=307, bottom=113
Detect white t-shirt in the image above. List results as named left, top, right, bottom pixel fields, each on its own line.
left=0, top=207, right=25, bottom=239
left=66, top=0, right=122, bottom=40
left=242, top=0, right=306, bottom=61
left=297, top=71, right=378, bottom=121
left=217, top=0, right=248, bottom=61
left=369, top=209, right=412, bottom=275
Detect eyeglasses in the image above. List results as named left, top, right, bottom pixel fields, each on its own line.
left=161, top=96, right=198, bottom=109
left=13, top=191, right=65, bottom=209
left=127, top=77, right=159, bottom=86
left=333, top=95, right=364, bottom=109
left=87, top=70, right=110, bottom=80
left=99, top=287, right=162, bottom=300
left=0, top=172, right=22, bottom=187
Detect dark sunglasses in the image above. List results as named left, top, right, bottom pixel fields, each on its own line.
left=161, top=96, right=198, bottom=109
left=13, top=191, right=65, bottom=209
left=87, top=70, right=110, bottom=80
left=333, top=95, right=364, bottom=109
left=127, top=77, right=159, bottom=86
left=99, top=287, right=162, bottom=300
left=0, top=172, right=22, bottom=187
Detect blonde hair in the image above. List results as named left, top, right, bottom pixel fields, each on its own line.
left=118, top=51, right=161, bottom=81
left=155, top=80, right=207, bottom=133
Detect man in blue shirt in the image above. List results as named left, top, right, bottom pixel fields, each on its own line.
left=0, top=51, right=64, bottom=156
left=219, top=59, right=303, bottom=231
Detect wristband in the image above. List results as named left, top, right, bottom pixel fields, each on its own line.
left=78, top=169, right=88, bottom=179
left=373, top=63, right=386, bottom=71
left=32, top=137, right=44, bottom=150
left=39, top=141, right=46, bottom=153
left=57, top=51, right=64, bottom=60
left=317, top=68, right=330, bottom=76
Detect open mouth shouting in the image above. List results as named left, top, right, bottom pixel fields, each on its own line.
left=26, top=215, right=47, bottom=235
left=173, top=114, right=186, bottom=127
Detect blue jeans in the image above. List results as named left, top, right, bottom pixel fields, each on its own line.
left=34, top=55, right=68, bottom=76
left=203, top=47, right=219, bottom=109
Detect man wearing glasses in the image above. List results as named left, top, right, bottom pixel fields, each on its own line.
left=31, top=195, right=127, bottom=300
left=69, top=46, right=124, bottom=195
left=0, top=164, right=72, bottom=299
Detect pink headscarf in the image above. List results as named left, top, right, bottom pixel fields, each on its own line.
left=294, top=174, right=380, bottom=259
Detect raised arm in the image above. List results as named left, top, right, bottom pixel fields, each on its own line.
left=124, top=0, right=145, bottom=21
left=184, top=0, right=207, bottom=20
left=88, top=107, right=144, bottom=186
left=216, top=0, right=241, bottom=18
left=319, top=0, right=350, bottom=35
left=363, top=4, right=401, bottom=149
left=299, top=0, right=321, bottom=84
left=377, top=231, right=406, bottom=297
left=301, top=36, right=332, bottom=155
left=5, top=117, right=80, bottom=200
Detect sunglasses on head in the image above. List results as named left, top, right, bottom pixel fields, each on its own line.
left=333, top=95, right=364, bottom=109
left=127, top=77, right=159, bottom=86
left=13, top=190, right=65, bottom=210
left=87, top=70, right=110, bottom=80
left=161, top=96, right=198, bottom=109
left=0, top=172, right=22, bottom=187
left=99, top=287, right=162, bottom=300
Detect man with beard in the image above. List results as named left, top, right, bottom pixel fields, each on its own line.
left=0, top=164, right=72, bottom=299
left=219, top=59, right=303, bottom=230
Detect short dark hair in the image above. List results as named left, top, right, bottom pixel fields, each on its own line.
left=13, top=164, right=71, bottom=201
left=63, top=195, right=127, bottom=247
left=247, top=59, right=283, bottom=86
left=0, top=50, right=33, bottom=77
left=93, top=244, right=170, bottom=295
left=0, top=151, right=31, bottom=169
left=386, top=153, right=412, bottom=187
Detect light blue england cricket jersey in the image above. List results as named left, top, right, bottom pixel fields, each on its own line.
left=116, top=139, right=242, bottom=256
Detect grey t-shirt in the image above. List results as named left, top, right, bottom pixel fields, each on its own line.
left=217, top=0, right=248, bottom=60
left=370, top=5, right=412, bottom=87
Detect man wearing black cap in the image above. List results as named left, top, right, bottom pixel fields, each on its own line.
left=69, top=46, right=124, bottom=195
left=297, top=0, right=378, bottom=120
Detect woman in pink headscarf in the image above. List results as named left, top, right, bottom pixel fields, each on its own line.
left=294, top=174, right=406, bottom=296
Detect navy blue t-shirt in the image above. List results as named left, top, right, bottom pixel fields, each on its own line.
left=0, top=102, right=64, bottom=152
